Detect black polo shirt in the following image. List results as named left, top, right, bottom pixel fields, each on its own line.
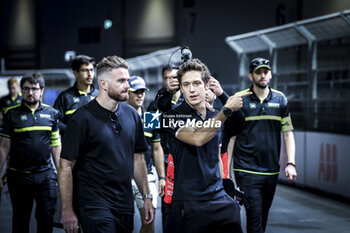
left=0, top=102, right=61, bottom=172
left=162, top=101, right=226, bottom=201
left=61, top=99, right=148, bottom=213
left=53, top=83, right=98, bottom=135
left=232, top=86, right=294, bottom=175
left=0, top=93, right=22, bottom=112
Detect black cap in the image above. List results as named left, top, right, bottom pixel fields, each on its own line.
left=249, top=58, right=271, bottom=73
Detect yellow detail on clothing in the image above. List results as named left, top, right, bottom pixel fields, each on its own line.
left=0, top=132, right=10, bottom=138
left=144, top=132, right=153, bottom=138
left=234, top=169, right=280, bottom=175
left=152, top=139, right=161, bottom=142
left=171, top=100, right=177, bottom=104
left=245, top=115, right=281, bottom=121
left=51, top=139, right=62, bottom=147
left=8, top=167, right=31, bottom=174
left=234, top=88, right=250, bottom=96
left=51, top=130, right=60, bottom=139
left=65, top=109, right=77, bottom=115
left=42, top=103, right=51, bottom=107
left=14, top=126, right=52, bottom=132
left=78, top=90, right=87, bottom=96
left=281, top=116, right=294, bottom=132
left=4, top=104, right=21, bottom=114
left=271, top=88, right=288, bottom=101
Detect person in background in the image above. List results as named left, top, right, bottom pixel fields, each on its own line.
left=0, top=77, right=22, bottom=122
left=0, top=73, right=61, bottom=233
left=54, top=55, right=97, bottom=137
left=228, top=57, right=297, bottom=233
left=127, top=75, right=165, bottom=233
left=59, top=55, right=154, bottom=233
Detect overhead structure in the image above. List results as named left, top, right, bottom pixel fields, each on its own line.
left=225, top=10, right=350, bottom=134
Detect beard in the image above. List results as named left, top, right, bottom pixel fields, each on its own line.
left=22, top=99, right=39, bottom=106
left=253, top=79, right=269, bottom=89
left=108, top=91, right=128, bottom=102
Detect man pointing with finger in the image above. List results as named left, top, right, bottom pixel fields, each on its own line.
left=226, top=57, right=297, bottom=233
left=162, top=58, right=251, bottom=233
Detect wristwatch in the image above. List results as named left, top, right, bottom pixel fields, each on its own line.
left=143, top=193, right=153, bottom=200
left=221, top=106, right=233, bottom=118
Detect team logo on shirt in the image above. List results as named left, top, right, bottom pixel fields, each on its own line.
left=268, top=103, right=280, bottom=108
left=73, top=97, right=80, bottom=103
left=143, top=110, right=161, bottom=129
left=249, top=103, right=256, bottom=109
left=40, top=114, right=51, bottom=119
left=20, top=114, right=27, bottom=121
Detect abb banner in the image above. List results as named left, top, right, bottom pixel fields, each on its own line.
left=279, top=131, right=349, bottom=199
left=305, top=132, right=349, bottom=198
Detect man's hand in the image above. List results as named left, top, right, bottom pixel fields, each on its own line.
left=208, top=77, right=223, bottom=96
left=158, top=179, right=165, bottom=197
left=166, top=77, right=180, bottom=93
left=224, top=92, right=252, bottom=112
left=285, top=165, right=297, bottom=182
left=62, top=208, right=79, bottom=233
left=143, top=198, right=155, bottom=224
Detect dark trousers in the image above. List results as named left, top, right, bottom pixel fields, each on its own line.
left=161, top=200, right=177, bottom=233
left=7, top=169, right=57, bottom=233
left=173, top=195, right=242, bottom=233
left=78, top=205, right=134, bottom=233
left=235, top=172, right=278, bottom=233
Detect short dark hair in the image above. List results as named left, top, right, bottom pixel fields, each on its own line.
left=162, top=65, right=177, bottom=80
left=71, top=55, right=95, bottom=72
left=96, top=55, right=128, bottom=78
left=177, top=58, right=211, bottom=84
left=20, top=73, right=45, bottom=89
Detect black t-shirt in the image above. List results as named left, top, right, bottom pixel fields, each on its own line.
left=61, top=99, right=148, bottom=213
left=162, top=101, right=226, bottom=201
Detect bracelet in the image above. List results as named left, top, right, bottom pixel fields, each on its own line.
left=159, top=176, right=166, bottom=180
left=286, top=162, right=296, bottom=167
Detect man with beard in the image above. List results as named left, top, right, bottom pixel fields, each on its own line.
left=59, top=55, right=154, bottom=233
left=0, top=73, right=61, bottom=233
left=54, top=55, right=98, bottom=137
left=227, top=57, right=297, bottom=233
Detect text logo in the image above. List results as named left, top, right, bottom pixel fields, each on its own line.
left=143, top=110, right=161, bottom=129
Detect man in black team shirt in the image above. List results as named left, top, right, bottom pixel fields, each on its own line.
left=54, top=55, right=98, bottom=137
left=0, top=74, right=61, bottom=233
left=58, top=55, right=154, bottom=233
left=162, top=58, right=251, bottom=233
left=227, top=57, right=297, bottom=233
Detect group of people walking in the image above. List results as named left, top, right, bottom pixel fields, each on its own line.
left=0, top=53, right=296, bottom=233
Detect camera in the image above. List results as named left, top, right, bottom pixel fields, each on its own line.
left=181, top=46, right=192, bottom=62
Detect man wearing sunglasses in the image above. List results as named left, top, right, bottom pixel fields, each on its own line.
left=54, top=55, right=98, bottom=137
left=0, top=73, right=61, bottom=233
left=59, top=56, right=153, bottom=233
left=127, top=75, right=165, bottom=233
left=225, top=57, right=297, bottom=233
